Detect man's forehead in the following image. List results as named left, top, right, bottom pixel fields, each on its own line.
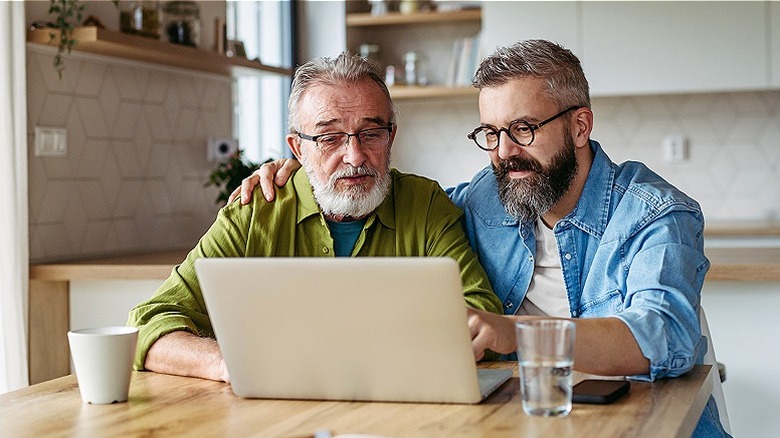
left=312, top=115, right=388, bottom=129
left=299, top=82, right=392, bottom=127
left=302, top=81, right=388, bottom=106
left=478, top=78, right=554, bottom=124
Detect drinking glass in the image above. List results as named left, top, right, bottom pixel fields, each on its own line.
left=516, top=319, right=576, bottom=417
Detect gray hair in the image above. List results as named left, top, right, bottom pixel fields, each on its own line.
left=288, top=52, right=396, bottom=133
left=473, top=40, right=590, bottom=110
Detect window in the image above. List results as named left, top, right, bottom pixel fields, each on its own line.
left=227, top=0, right=295, bottom=163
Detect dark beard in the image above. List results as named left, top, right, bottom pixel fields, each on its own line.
left=492, top=134, right=578, bottom=223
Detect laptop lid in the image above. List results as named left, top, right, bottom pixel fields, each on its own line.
left=195, top=257, right=510, bottom=404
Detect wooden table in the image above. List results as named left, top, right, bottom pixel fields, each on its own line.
left=0, top=363, right=713, bottom=438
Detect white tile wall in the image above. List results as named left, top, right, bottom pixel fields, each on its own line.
left=391, top=96, right=492, bottom=188
left=391, top=90, right=780, bottom=223
left=27, top=46, right=232, bottom=262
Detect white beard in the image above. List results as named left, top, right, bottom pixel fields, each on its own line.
left=302, top=159, right=391, bottom=220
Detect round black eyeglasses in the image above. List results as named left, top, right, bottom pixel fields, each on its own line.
left=467, top=106, right=581, bottom=151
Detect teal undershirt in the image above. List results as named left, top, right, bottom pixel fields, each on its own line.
left=326, top=218, right=368, bottom=257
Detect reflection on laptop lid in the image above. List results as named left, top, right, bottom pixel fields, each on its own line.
left=195, top=257, right=511, bottom=404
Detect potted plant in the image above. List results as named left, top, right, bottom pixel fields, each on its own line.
left=47, top=0, right=119, bottom=77
left=205, top=149, right=266, bottom=205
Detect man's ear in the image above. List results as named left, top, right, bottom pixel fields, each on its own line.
left=287, top=134, right=303, bottom=160
left=571, top=107, right=594, bottom=148
left=388, top=125, right=397, bottom=151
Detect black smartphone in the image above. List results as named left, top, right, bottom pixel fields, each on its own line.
left=572, top=379, right=630, bottom=404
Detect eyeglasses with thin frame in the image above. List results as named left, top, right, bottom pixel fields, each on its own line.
left=297, top=126, right=393, bottom=153
left=467, top=106, right=581, bottom=151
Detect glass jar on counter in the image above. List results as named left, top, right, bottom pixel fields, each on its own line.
left=359, top=43, right=380, bottom=61
left=119, top=1, right=161, bottom=39
left=162, top=1, right=200, bottom=47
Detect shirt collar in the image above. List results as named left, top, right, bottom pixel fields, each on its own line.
left=560, top=140, right=614, bottom=238
left=292, top=169, right=323, bottom=224
left=372, top=169, right=397, bottom=231
left=465, top=168, right=520, bottom=229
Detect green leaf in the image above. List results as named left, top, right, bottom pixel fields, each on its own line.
left=47, top=0, right=120, bottom=78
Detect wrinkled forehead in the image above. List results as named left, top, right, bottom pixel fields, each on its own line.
left=298, top=80, right=394, bottom=128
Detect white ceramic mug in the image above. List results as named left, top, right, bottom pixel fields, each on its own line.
left=67, top=326, right=139, bottom=404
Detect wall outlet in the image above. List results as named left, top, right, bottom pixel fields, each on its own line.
left=208, top=137, right=239, bottom=162
left=662, top=135, right=688, bottom=162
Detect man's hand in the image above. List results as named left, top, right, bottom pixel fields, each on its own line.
left=227, top=158, right=302, bottom=204
left=467, top=309, right=650, bottom=375
left=467, top=308, right=520, bottom=361
left=216, top=356, right=230, bottom=383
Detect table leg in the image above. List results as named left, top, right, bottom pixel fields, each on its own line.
left=28, top=280, right=70, bottom=384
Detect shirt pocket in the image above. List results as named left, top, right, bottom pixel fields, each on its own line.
left=576, top=289, right=625, bottom=317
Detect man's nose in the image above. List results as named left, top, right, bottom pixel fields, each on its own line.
left=497, top=130, right=522, bottom=160
left=342, top=136, right=367, bottom=166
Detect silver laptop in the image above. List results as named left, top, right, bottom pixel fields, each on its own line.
left=195, top=257, right=511, bottom=404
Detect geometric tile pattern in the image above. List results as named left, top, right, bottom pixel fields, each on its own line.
left=391, top=90, right=780, bottom=224
left=27, top=45, right=231, bottom=262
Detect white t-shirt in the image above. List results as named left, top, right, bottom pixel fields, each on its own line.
left=517, top=218, right=570, bottom=317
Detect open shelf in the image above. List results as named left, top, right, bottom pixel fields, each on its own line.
left=346, top=9, right=481, bottom=27
left=27, top=26, right=293, bottom=77
left=347, top=9, right=482, bottom=100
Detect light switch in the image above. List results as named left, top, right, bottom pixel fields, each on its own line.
left=34, top=126, right=68, bottom=157
left=662, top=135, right=687, bottom=163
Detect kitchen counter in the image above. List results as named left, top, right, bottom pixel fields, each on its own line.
left=703, top=222, right=780, bottom=280
left=30, top=247, right=780, bottom=283
left=28, top=220, right=780, bottom=281
left=705, top=220, right=780, bottom=237
left=26, top=244, right=780, bottom=385
left=29, top=250, right=187, bottom=281
left=705, top=247, right=780, bottom=281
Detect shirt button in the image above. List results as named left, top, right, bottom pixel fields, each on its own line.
left=564, top=253, right=572, bottom=260
left=322, top=247, right=329, bottom=254
left=528, top=255, right=533, bottom=262
left=505, top=302, right=513, bottom=308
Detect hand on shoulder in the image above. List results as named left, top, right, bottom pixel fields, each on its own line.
left=226, top=158, right=301, bottom=205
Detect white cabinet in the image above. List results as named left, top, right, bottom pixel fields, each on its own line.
left=482, top=1, right=579, bottom=56
left=483, top=1, right=773, bottom=96
left=702, top=281, right=780, bottom=438
left=581, top=1, right=767, bottom=95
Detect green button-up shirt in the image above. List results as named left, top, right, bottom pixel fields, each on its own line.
left=128, top=168, right=502, bottom=369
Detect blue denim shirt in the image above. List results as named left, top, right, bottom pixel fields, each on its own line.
left=448, top=140, right=729, bottom=436
left=448, top=140, right=709, bottom=382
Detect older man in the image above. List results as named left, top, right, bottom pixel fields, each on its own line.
left=127, top=53, right=502, bottom=382
left=236, top=41, right=729, bottom=436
